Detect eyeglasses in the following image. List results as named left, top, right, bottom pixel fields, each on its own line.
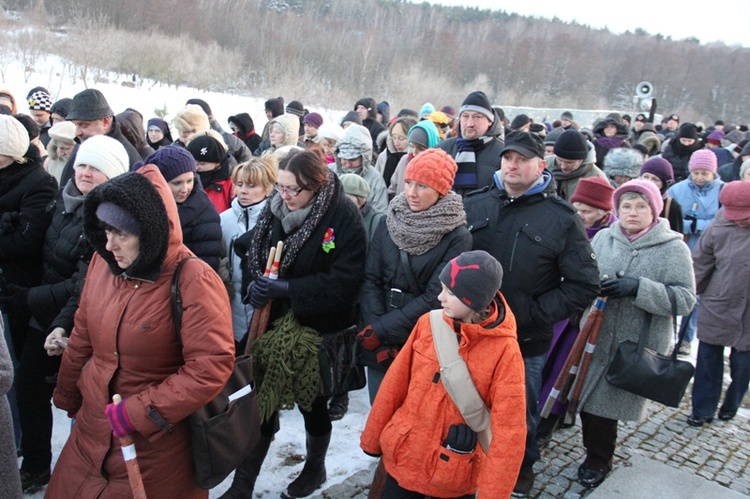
left=274, top=183, right=304, bottom=197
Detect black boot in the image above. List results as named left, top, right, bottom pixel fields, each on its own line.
left=219, top=435, right=273, bottom=498
left=328, top=394, right=349, bottom=421
left=282, top=432, right=331, bottom=498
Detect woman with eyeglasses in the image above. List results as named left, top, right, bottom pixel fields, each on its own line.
left=572, top=179, right=695, bottom=489
left=225, top=149, right=366, bottom=498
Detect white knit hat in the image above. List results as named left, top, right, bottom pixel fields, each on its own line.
left=48, top=121, right=77, bottom=145
left=0, top=115, right=30, bottom=159
left=74, top=135, right=129, bottom=179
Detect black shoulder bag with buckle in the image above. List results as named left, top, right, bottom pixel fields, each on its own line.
left=172, top=257, right=261, bottom=489
left=605, top=286, right=695, bottom=408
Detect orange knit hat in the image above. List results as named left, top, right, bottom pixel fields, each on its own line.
left=404, top=149, right=457, bottom=196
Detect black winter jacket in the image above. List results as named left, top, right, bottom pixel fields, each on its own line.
left=177, top=179, right=222, bottom=272
left=463, top=174, right=599, bottom=357
left=662, top=139, right=703, bottom=183
left=359, top=218, right=471, bottom=362
left=27, top=181, right=92, bottom=331
left=0, top=151, right=57, bottom=290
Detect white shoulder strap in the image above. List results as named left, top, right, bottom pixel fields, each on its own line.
left=429, top=310, right=492, bottom=454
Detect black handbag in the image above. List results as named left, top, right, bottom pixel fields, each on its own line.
left=606, top=287, right=695, bottom=408
left=172, top=257, right=261, bottom=489
left=318, top=325, right=367, bottom=397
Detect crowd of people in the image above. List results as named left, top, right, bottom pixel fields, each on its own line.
left=0, top=84, right=748, bottom=498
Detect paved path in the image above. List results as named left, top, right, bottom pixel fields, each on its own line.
left=315, top=378, right=750, bottom=498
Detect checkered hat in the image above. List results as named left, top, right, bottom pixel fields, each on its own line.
left=28, top=90, right=53, bottom=112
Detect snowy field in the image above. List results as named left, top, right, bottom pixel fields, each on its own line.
left=1, top=54, right=346, bottom=142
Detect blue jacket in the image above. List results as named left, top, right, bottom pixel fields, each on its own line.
left=667, top=177, right=724, bottom=250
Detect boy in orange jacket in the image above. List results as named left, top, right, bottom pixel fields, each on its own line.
left=361, top=250, right=526, bottom=498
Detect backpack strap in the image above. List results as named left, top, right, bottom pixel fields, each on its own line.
left=429, top=310, right=492, bottom=454
left=664, top=197, right=672, bottom=220
left=399, top=250, right=420, bottom=294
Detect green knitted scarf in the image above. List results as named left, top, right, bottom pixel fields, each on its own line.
left=250, top=310, right=322, bottom=423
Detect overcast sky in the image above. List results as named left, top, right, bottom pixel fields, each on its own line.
left=423, top=0, right=750, bottom=48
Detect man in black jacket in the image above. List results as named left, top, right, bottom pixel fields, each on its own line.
left=58, top=89, right=143, bottom=188
left=463, top=131, right=599, bottom=497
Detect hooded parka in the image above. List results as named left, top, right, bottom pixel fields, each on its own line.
left=46, top=165, right=234, bottom=498
left=361, top=295, right=526, bottom=498
left=335, top=124, right=388, bottom=213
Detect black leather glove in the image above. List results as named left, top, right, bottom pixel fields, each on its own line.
left=600, top=277, right=639, bottom=298
left=0, top=285, right=29, bottom=314
left=685, top=214, right=698, bottom=233
left=247, top=277, right=289, bottom=309
left=0, top=212, right=20, bottom=234
left=443, top=424, right=477, bottom=454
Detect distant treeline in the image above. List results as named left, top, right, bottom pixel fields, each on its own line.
left=6, top=0, right=750, bottom=123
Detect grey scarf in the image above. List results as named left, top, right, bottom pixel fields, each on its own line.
left=386, top=191, right=466, bottom=255
left=270, top=193, right=316, bottom=234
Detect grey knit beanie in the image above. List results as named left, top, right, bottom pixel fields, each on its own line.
left=439, top=250, right=503, bottom=312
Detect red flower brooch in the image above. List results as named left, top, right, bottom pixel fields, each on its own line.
left=322, top=228, right=336, bottom=253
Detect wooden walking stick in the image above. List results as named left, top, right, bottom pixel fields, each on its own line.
left=112, top=394, right=147, bottom=499
left=246, top=246, right=276, bottom=343
left=256, top=241, right=284, bottom=339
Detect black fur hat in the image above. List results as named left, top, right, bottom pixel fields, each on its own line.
left=84, top=172, right=170, bottom=281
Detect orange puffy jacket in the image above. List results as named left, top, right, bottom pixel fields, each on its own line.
left=361, top=292, right=526, bottom=498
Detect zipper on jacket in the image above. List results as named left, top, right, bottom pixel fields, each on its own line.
left=508, top=227, right=523, bottom=273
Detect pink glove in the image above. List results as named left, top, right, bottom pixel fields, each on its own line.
left=105, top=400, right=135, bottom=438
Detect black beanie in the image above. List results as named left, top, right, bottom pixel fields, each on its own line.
left=286, top=100, right=305, bottom=117
left=510, top=114, right=531, bottom=130
left=459, top=91, right=494, bottom=122
left=50, top=98, right=73, bottom=119
left=439, top=250, right=503, bottom=312
left=186, top=135, right=224, bottom=163
left=553, top=129, right=589, bottom=160
left=679, top=123, right=699, bottom=140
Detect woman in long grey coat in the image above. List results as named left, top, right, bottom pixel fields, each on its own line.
left=575, top=179, right=695, bottom=489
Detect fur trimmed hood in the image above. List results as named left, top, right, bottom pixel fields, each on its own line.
left=83, top=165, right=181, bottom=281
left=270, top=114, right=301, bottom=147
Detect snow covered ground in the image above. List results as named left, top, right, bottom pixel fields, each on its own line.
left=31, top=389, right=375, bottom=498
